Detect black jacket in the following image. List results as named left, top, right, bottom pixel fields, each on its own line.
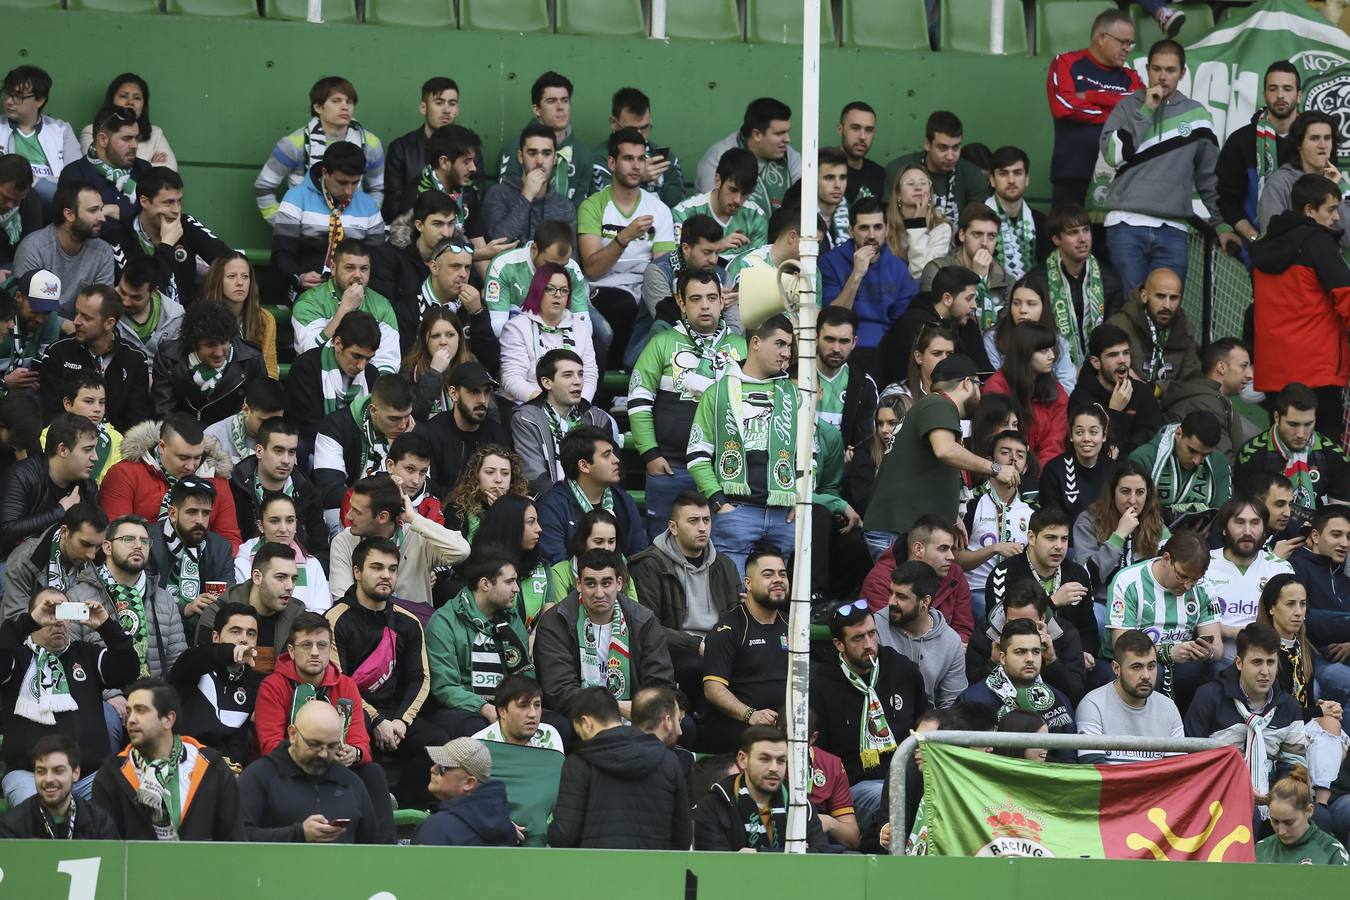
left=1027, top=257, right=1126, bottom=328
left=1038, top=453, right=1115, bottom=527
left=228, top=456, right=330, bottom=567
left=1183, top=664, right=1304, bottom=741
left=282, top=345, right=374, bottom=443
left=413, top=409, right=512, bottom=499
left=1289, top=547, right=1350, bottom=648
left=237, top=744, right=384, bottom=844
left=92, top=736, right=245, bottom=841
left=111, top=213, right=231, bottom=306
left=834, top=361, right=880, bottom=452
left=151, top=335, right=266, bottom=423
left=879, top=302, right=992, bottom=389
left=809, top=647, right=930, bottom=785
left=0, top=794, right=121, bottom=839
left=37, top=333, right=153, bottom=432
left=1068, top=368, right=1162, bottom=459
left=325, top=589, right=432, bottom=727
left=57, top=157, right=152, bottom=244
left=0, top=613, right=140, bottom=775
left=985, top=552, right=1097, bottom=655
left=694, top=773, right=831, bottom=852
left=1215, top=114, right=1279, bottom=232
left=382, top=126, right=429, bottom=224
left=966, top=609, right=1088, bottom=706
left=371, top=240, right=429, bottom=354
left=412, top=779, right=518, bottom=847
left=148, top=525, right=235, bottom=603
left=547, top=725, right=692, bottom=850
left=167, top=642, right=263, bottom=767
left=1234, top=430, right=1349, bottom=509
left=0, top=457, right=98, bottom=557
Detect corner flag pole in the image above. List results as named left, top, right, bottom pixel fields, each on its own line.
left=784, top=0, right=821, bottom=856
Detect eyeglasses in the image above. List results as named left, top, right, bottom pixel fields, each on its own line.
left=3, top=91, right=35, bottom=102
left=112, top=535, right=151, bottom=546
left=292, top=725, right=342, bottom=754
left=1103, top=33, right=1136, bottom=49
left=292, top=640, right=331, bottom=653
left=542, top=285, right=569, bottom=297
left=1168, top=558, right=1202, bottom=589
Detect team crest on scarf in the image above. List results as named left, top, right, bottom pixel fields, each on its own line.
left=504, top=645, right=523, bottom=669
left=772, top=452, right=793, bottom=489
left=719, top=443, right=743, bottom=480
left=605, top=659, right=627, bottom=698
left=119, top=607, right=143, bottom=637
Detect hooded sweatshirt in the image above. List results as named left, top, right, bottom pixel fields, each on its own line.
left=253, top=652, right=373, bottom=762
left=413, top=779, right=519, bottom=847
left=873, top=607, right=968, bottom=709
left=547, top=725, right=692, bottom=849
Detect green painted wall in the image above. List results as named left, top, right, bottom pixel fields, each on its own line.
left=5, top=9, right=1055, bottom=251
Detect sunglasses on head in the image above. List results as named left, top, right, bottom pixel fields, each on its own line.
left=835, top=599, right=869, bottom=616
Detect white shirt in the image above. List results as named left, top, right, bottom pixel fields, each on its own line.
left=1200, top=548, right=1293, bottom=663
left=964, top=489, right=1033, bottom=597
left=473, top=721, right=565, bottom=753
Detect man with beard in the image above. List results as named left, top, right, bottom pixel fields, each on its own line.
left=314, top=373, right=416, bottom=530
left=814, top=305, right=878, bottom=457
left=0, top=734, right=120, bottom=839
left=672, top=148, right=765, bottom=258
left=882, top=110, right=989, bottom=223
left=879, top=264, right=991, bottom=386
left=1236, top=383, right=1350, bottom=514
left=985, top=506, right=1095, bottom=657
left=196, top=542, right=302, bottom=675
left=238, top=700, right=384, bottom=844
left=414, top=362, right=511, bottom=495
left=57, top=105, right=151, bottom=244
left=875, top=561, right=966, bottom=708
left=291, top=239, right=399, bottom=375
left=1217, top=61, right=1301, bottom=246
left=838, top=102, right=883, bottom=205
left=1068, top=323, right=1162, bottom=458
left=810, top=599, right=928, bottom=832
left=1106, top=267, right=1201, bottom=392
left=867, top=354, right=1019, bottom=540
left=969, top=580, right=1088, bottom=707
left=1128, top=410, right=1230, bottom=522
left=700, top=546, right=791, bottom=752
left=13, top=185, right=114, bottom=315
left=820, top=198, right=917, bottom=377
left=1201, top=497, right=1293, bottom=666
left=960, top=618, right=1076, bottom=756
left=861, top=515, right=975, bottom=644
left=149, top=478, right=233, bottom=632
left=695, top=725, right=831, bottom=852
left=1076, top=630, right=1183, bottom=764
left=919, top=205, right=1010, bottom=331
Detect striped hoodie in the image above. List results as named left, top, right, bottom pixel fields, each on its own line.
left=255, top=117, right=385, bottom=221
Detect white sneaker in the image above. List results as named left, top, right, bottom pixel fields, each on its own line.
left=1154, top=6, right=1185, bottom=38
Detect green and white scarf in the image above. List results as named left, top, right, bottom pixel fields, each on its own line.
left=1142, top=312, right=1169, bottom=383
left=145, top=446, right=179, bottom=521
left=87, top=147, right=137, bottom=199
left=163, top=518, right=202, bottom=607
left=545, top=401, right=582, bottom=474
left=352, top=395, right=391, bottom=478
left=578, top=600, right=632, bottom=701
left=102, top=565, right=149, bottom=677
left=1265, top=425, right=1324, bottom=510
left=1254, top=109, right=1280, bottom=212
left=1046, top=251, right=1104, bottom=367
left=839, top=656, right=895, bottom=769
left=985, top=661, right=1057, bottom=721
left=989, top=197, right=1036, bottom=281
left=732, top=773, right=787, bottom=850
left=320, top=344, right=366, bottom=414
left=134, top=216, right=178, bottom=302
left=675, top=319, right=734, bottom=393
left=704, top=372, right=797, bottom=505
left=188, top=344, right=233, bottom=397
left=1148, top=423, right=1216, bottom=512
left=518, top=562, right=550, bottom=628
left=44, top=525, right=70, bottom=591
left=2, top=318, right=38, bottom=376
left=417, top=165, right=467, bottom=230
left=15, top=638, right=77, bottom=724
left=567, top=478, right=613, bottom=515
left=227, top=412, right=252, bottom=462
left=974, top=277, right=998, bottom=332
left=253, top=473, right=294, bottom=509
left=0, top=206, right=20, bottom=244
left=130, top=734, right=185, bottom=840
left=416, top=275, right=453, bottom=319
left=531, top=312, right=576, bottom=350
left=93, top=422, right=113, bottom=477
left=289, top=682, right=327, bottom=728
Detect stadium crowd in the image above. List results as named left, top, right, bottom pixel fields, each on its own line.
left=0, top=5, right=1347, bottom=864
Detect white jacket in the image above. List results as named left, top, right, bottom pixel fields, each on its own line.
left=0, top=114, right=81, bottom=182
left=498, top=309, right=597, bottom=405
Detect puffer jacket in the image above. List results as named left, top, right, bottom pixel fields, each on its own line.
left=151, top=335, right=267, bottom=423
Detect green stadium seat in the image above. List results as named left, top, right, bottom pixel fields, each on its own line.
left=746, top=0, right=836, bottom=45
left=0, top=0, right=62, bottom=7
left=364, top=0, right=453, bottom=27
left=557, top=0, right=644, bottom=37
left=663, top=0, right=740, bottom=41
left=164, top=0, right=258, bottom=16
left=840, top=0, right=928, bottom=51
left=263, top=0, right=355, bottom=23
left=68, top=0, right=161, bottom=11
left=264, top=305, right=292, bottom=327
left=1131, top=4, right=1214, bottom=50
left=459, top=0, right=550, bottom=33
left=940, top=0, right=1028, bottom=54
left=393, top=808, right=428, bottom=827
left=1035, top=0, right=1103, bottom=57
left=602, top=371, right=628, bottom=393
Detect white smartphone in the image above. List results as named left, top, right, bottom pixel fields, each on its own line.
left=55, top=601, right=90, bottom=622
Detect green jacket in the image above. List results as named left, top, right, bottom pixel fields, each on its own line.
left=812, top=421, right=847, bottom=515
left=1127, top=426, right=1231, bottom=517
left=629, top=324, right=746, bottom=465
left=425, top=590, right=532, bottom=714
left=1255, top=824, right=1348, bottom=865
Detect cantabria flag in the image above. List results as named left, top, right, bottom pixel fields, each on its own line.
left=921, top=743, right=1256, bottom=861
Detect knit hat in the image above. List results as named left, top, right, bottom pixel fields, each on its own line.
left=427, top=737, right=492, bottom=781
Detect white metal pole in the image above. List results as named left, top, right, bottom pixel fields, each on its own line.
left=784, top=0, right=821, bottom=856
left=306, top=0, right=322, bottom=23
left=990, top=0, right=1005, bottom=55
left=650, top=0, right=667, bottom=39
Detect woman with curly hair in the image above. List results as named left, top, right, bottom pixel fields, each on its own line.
left=443, top=444, right=528, bottom=541
left=201, top=252, right=278, bottom=379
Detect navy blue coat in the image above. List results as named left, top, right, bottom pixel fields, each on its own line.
left=412, top=779, right=518, bottom=847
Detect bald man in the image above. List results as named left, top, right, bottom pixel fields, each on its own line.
left=1105, top=267, right=1201, bottom=391
left=237, top=700, right=387, bottom=844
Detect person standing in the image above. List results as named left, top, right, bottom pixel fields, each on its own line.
left=1216, top=61, right=1302, bottom=245
left=838, top=102, right=884, bottom=204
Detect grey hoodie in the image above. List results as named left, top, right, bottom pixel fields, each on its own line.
left=116, top=292, right=185, bottom=362
left=653, top=529, right=719, bottom=637
left=872, top=607, right=968, bottom=708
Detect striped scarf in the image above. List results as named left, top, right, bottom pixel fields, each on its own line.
left=227, top=412, right=253, bottom=462
left=162, top=518, right=201, bottom=607
left=134, top=216, right=179, bottom=302
left=989, top=197, right=1036, bottom=281
left=1148, top=423, right=1215, bottom=512
left=578, top=599, right=632, bottom=700
left=86, top=147, right=136, bottom=199
left=0, top=206, right=20, bottom=244
left=102, top=565, right=149, bottom=677
left=15, top=638, right=77, bottom=724
left=1254, top=109, right=1280, bottom=211
left=321, top=181, right=346, bottom=273
left=732, top=774, right=787, bottom=851
left=320, top=344, right=365, bottom=414
left=985, top=662, right=1057, bottom=721
left=1045, top=251, right=1104, bottom=367
left=1267, top=425, right=1321, bottom=510
left=130, top=735, right=185, bottom=839
left=188, top=345, right=233, bottom=397
left=840, top=655, right=895, bottom=769
left=144, top=446, right=178, bottom=521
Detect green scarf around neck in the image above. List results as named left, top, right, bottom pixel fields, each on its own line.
left=692, top=370, right=798, bottom=506
left=1046, top=250, right=1104, bottom=367
left=985, top=662, right=1057, bottom=720
left=577, top=599, right=632, bottom=700
left=839, top=655, right=896, bottom=769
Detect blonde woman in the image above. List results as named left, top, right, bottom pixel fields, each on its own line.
left=886, top=165, right=952, bottom=279
left=202, top=252, right=278, bottom=379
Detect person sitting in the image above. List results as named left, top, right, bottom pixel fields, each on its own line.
left=195, top=542, right=300, bottom=676
left=536, top=427, right=647, bottom=565
left=0, top=154, right=42, bottom=269
left=1255, top=574, right=1330, bottom=721
left=959, top=430, right=1036, bottom=617
left=983, top=323, right=1070, bottom=466
left=40, top=374, right=121, bottom=486
left=982, top=273, right=1077, bottom=392
left=967, top=579, right=1087, bottom=707
left=481, top=122, right=577, bottom=249
left=401, top=306, right=500, bottom=422
left=920, top=203, right=1010, bottom=335
left=291, top=238, right=399, bottom=374
left=885, top=164, right=952, bottom=280
left=228, top=417, right=328, bottom=564
left=312, top=373, right=414, bottom=530
left=412, top=361, right=512, bottom=495
left=111, top=166, right=229, bottom=306
left=1038, top=404, right=1111, bottom=524
left=1, top=503, right=107, bottom=622
left=1256, top=765, right=1350, bottom=865
left=875, top=560, right=968, bottom=709
left=0, top=412, right=99, bottom=561
left=283, top=311, right=378, bottom=446
left=959, top=618, right=1076, bottom=753
left=1076, top=629, right=1184, bottom=764
left=843, top=395, right=905, bottom=523
left=1256, top=111, right=1349, bottom=244
left=1128, top=410, right=1231, bottom=522
left=152, top=476, right=236, bottom=631
left=499, top=262, right=598, bottom=406
left=0, top=268, right=64, bottom=388
left=13, top=186, right=114, bottom=316
left=694, top=725, right=831, bottom=852
left=0, top=588, right=137, bottom=807
left=1028, top=204, right=1125, bottom=371
left=77, top=72, right=175, bottom=166
left=513, top=349, right=616, bottom=497
left=1161, top=337, right=1252, bottom=461
left=1105, top=267, right=1201, bottom=393
left=862, top=515, right=976, bottom=644
left=548, top=686, right=692, bottom=850
left=442, top=444, right=528, bottom=540
left=535, top=549, right=675, bottom=720
left=166, top=601, right=262, bottom=771
left=473, top=674, right=565, bottom=752
left=152, top=300, right=266, bottom=425
left=1289, top=507, right=1350, bottom=704
left=0, top=65, right=80, bottom=206
left=0, top=734, right=120, bottom=839
left=1203, top=497, right=1294, bottom=667
left=1235, top=382, right=1349, bottom=514
left=414, top=736, right=518, bottom=847
left=233, top=493, right=330, bottom=615
left=484, top=219, right=590, bottom=337
left=201, top=376, right=284, bottom=471
left=470, top=495, right=551, bottom=629
left=200, top=253, right=278, bottom=379
left=237, top=700, right=385, bottom=845
left=56, top=105, right=150, bottom=244
left=383, top=124, right=483, bottom=253
left=1067, top=323, right=1162, bottom=458
left=879, top=265, right=991, bottom=388
left=93, top=679, right=246, bottom=842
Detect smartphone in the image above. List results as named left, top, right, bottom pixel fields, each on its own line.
left=1197, top=635, right=1214, bottom=645
left=204, top=581, right=227, bottom=595
left=55, top=601, right=89, bottom=622
left=648, top=146, right=671, bottom=161
left=328, top=818, right=352, bottom=828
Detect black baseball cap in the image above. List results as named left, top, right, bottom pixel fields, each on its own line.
left=931, top=354, right=978, bottom=384
left=446, top=361, right=497, bottom=389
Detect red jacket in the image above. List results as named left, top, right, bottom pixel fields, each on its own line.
left=1252, top=210, right=1350, bottom=392
left=862, top=542, right=975, bottom=642
left=254, top=653, right=373, bottom=761
left=100, top=461, right=242, bottom=552
left=983, top=370, right=1068, bottom=466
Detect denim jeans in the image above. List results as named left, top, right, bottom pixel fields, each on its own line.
left=863, top=530, right=898, bottom=562
left=644, top=465, right=697, bottom=541
left=1105, top=222, right=1189, bottom=296
left=1315, top=656, right=1350, bottom=705
left=3, top=769, right=96, bottom=807
left=623, top=303, right=655, bottom=370
left=712, top=504, right=795, bottom=579
left=851, top=779, right=885, bottom=833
